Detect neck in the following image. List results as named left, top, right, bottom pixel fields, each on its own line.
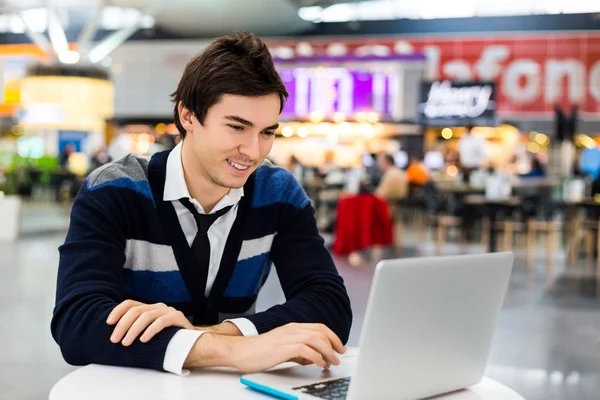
left=181, top=140, right=229, bottom=213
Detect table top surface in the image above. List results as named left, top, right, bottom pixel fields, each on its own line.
left=50, top=348, right=524, bottom=400
left=463, top=195, right=521, bottom=206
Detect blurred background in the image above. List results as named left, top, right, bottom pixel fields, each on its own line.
left=1, top=1, right=600, bottom=399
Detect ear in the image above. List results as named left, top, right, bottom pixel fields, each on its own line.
left=178, top=102, right=195, bottom=133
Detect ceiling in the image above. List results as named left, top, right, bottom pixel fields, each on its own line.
left=2, top=0, right=599, bottom=39
left=0, top=0, right=345, bottom=37
left=0, top=0, right=314, bottom=37
left=113, top=0, right=314, bottom=36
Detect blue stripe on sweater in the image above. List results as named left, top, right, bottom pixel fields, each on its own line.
left=224, top=253, right=271, bottom=298
left=252, top=166, right=310, bottom=209
left=90, top=177, right=154, bottom=203
left=123, top=270, right=191, bottom=303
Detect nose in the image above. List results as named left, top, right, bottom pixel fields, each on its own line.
left=238, top=132, right=261, bottom=162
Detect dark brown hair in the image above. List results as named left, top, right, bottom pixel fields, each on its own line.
left=171, top=31, right=288, bottom=138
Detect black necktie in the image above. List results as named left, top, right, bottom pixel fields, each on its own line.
left=179, top=198, right=232, bottom=323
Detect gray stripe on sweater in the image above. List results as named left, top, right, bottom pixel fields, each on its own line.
left=88, top=154, right=150, bottom=188
left=123, top=239, right=179, bottom=272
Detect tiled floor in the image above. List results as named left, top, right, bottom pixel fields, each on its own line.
left=1, top=222, right=600, bottom=399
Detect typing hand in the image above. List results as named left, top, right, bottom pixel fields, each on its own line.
left=106, top=300, right=194, bottom=346
left=228, top=323, right=346, bottom=373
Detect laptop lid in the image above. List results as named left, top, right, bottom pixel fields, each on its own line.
left=347, top=252, right=513, bottom=400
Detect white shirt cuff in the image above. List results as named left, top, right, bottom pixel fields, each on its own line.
left=163, top=329, right=205, bottom=376
left=224, top=318, right=259, bottom=337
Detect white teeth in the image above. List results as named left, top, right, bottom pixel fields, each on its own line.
left=228, top=159, right=249, bottom=171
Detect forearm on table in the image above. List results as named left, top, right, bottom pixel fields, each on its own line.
left=194, top=321, right=242, bottom=335
left=183, top=333, right=237, bottom=369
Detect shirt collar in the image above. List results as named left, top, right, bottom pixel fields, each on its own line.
left=163, top=141, right=244, bottom=213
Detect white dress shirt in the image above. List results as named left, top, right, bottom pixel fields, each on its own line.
left=162, top=141, right=258, bottom=375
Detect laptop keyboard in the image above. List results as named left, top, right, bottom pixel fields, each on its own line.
left=293, top=377, right=351, bottom=399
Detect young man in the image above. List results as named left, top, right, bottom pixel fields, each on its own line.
left=51, top=32, right=352, bottom=375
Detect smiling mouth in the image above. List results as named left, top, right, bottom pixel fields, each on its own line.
left=227, top=159, right=251, bottom=171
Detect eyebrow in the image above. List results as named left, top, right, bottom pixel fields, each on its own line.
left=224, top=115, right=279, bottom=131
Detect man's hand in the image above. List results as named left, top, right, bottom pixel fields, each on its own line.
left=185, top=323, right=346, bottom=373
left=106, top=300, right=194, bottom=346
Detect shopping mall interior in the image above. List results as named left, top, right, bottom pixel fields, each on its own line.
left=1, top=1, right=600, bottom=399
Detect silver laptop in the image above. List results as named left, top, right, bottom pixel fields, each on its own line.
left=241, top=252, right=514, bottom=400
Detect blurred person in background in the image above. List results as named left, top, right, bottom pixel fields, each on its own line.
left=321, top=150, right=345, bottom=186
left=363, top=152, right=382, bottom=188
left=579, top=144, right=600, bottom=180
left=406, top=156, right=430, bottom=186
left=90, top=147, right=112, bottom=172
left=458, top=124, right=487, bottom=183
left=375, top=152, right=407, bottom=200
left=52, top=31, right=351, bottom=376
left=519, top=157, right=546, bottom=179
left=423, top=146, right=445, bottom=173
left=59, top=144, right=75, bottom=169
left=286, top=154, right=305, bottom=181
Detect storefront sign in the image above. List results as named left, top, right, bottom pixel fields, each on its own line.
left=419, top=80, right=496, bottom=125
left=267, top=33, right=600, bottom=116
left=278, top=67, right=399, bottom=120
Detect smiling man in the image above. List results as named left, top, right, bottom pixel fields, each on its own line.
left=51, top=31, right=352, bottom=375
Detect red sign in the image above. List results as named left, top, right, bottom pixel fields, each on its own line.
left=268, top=33, right=600, bottom=117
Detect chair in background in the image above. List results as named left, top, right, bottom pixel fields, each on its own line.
left=567, top=203, right=600, bottom=273
left=480, top=201, right=521, bottom=253
left=331, top=193, right=394, bottom=257
left=416, top=182, right=443, bottom=254
left=521, top=195, right=561, bottom=274
left=436, top=193, right=469, bottom=254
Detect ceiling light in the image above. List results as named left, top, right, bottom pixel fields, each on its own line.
left=58, top=50, right=80, bottom=64
left=298, top=6, right=323, bottom=22
left=282, top=126, right=294, bottom=137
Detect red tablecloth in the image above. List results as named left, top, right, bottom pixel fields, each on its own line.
left=332, top=194, right=394, bottom=255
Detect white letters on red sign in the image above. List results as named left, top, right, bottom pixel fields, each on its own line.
left=502, top=59, right=541, bottom=105
left=545, top=59, right=586, bottom=104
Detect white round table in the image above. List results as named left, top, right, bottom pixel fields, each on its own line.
left=50, top=348, right=524, bottom=400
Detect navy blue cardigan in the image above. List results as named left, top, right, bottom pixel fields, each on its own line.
left=51, top=150, right=352, bottom=372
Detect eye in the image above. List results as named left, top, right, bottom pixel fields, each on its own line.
left=228, top=124, right=244, bottom=131
left=262, top=131, right=275, bottom=137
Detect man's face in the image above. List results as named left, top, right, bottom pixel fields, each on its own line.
left=179, top=94, right=280, bottom=189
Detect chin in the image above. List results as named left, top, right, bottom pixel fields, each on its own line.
left=217, top=176, right=248, bottom=189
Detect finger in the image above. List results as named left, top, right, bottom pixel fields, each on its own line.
left=140, top=310, right=191, bottom=343
left=290, top=357, right=314, bottom=366
left=304, top=333, right=340, bottom=366
left=110, top=306, right=147, bottom=343
left=293, top=345, right=326, bottom=368
left=106, top=300, right=142, bottom=325
left=139, top=315, right=175, bottom=343
left=122, top=309, right=165, bottom=346
left=323, top=363, right=331, bottom=371
left=289, top=332, right=338, bottom=366
left=301, top=324, right=346, bottom=354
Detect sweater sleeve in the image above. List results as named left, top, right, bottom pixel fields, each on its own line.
left=245, top=179, right=353, bottom=344
left=51, top=185, right=181, bottom=371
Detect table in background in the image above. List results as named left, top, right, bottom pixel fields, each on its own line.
left=464, top=195, right=521, bottom=253
left=50, top=348, right=525, bottom=400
